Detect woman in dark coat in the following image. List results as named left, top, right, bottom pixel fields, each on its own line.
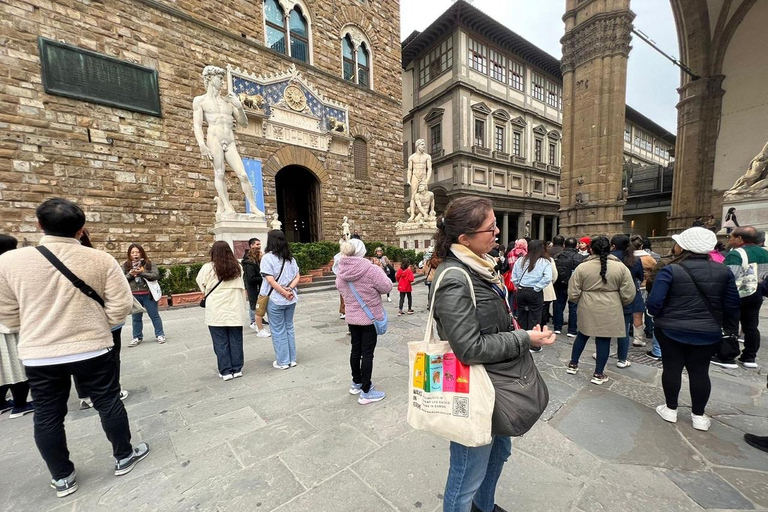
left=242, top=241, right=268, bottom=337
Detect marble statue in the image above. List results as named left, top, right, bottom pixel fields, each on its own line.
left=725, top=141, right=768, bottom=197
left=270, top=213, right=282, bottom=231
left=407, top=139, right=433, bottom=222
left=341, top=216, right=351, bottom=240
left=524, top=221, right=531, bottom=238
left=193, top=65, right=262, bottom=218
left=409, top=183, right=436, bottom=222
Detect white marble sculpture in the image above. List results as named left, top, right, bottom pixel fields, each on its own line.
left=341, top=216, right=351, bottom=240
left=725, top=141, right=768, bottom=198
left=193, top=65, right=263, bottom=218
left=411, top=183, right=436, bottom=222
left=270, top=213, right=282, bottom=231
left=407, top=139, right=433, bottom=222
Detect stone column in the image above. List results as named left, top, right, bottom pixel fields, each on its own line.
left=551, top=216, right=558, bottom=237
left=502, top=213, right=509, bottom=247
left=667, top=76, right=725, bottom=234
left=538, top=216, right=546, bottom=241
left=560, top=1, right=635, bottom=236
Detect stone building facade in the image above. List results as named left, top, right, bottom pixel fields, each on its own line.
left=402, top=0, right=674, bottom=246
left=0, top=0, right=402, bottom=262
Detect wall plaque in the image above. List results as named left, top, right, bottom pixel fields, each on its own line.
left=38, top=37, right=161, bottom=117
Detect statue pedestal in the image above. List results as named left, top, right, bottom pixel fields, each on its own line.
left=212, top=213, right=269, bottom=258
left=721, top=195, right=768, bottom=233
left=395, top=220, right=436, bottom=251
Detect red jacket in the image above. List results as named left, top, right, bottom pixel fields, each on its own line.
left=395, top=267, right=415, bottom=292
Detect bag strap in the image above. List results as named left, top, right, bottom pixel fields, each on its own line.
left=674, top=263, right=723, bottom=327
left=736, top=248, right=750, bottom=271
left=347, top=282, right=377, bottom=322
left=265, top=259, right=287, bottom=298
left=423, top=266, right=476, bottom=344
left=36, top=246, right=105, bottom=308
left=203, top=279, right=223, bottom=300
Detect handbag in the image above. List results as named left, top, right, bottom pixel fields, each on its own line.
left=723, top=219, right=737, bottom=229
left=132, top=297, right=147, bottom=314
left=146, top=278, right=162, bottom=302
left=407, top=266, right=496, bottom=447
left=199, top=279, right=222, bottom=308
left=255, top=259, right=286, bottom=316
left=347, top=282, right=388, bottom=335
left=734, top=248, right=759, bottom=298
left=675, top=264, right=740, bottom=360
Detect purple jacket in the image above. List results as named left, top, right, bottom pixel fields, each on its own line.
left=336, top=256, right=393, bottom=326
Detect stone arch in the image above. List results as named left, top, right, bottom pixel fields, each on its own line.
left=324, top=3, right=381, bottom=49
left=263, top=145, right=329, bottom=183
left=349, top=124, right=373, bottom=142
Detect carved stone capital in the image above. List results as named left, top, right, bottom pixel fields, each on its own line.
left=561, top=11, right=636, bottom=73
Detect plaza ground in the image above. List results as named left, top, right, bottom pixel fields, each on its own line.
left=2, top=287, right=768, bottom=512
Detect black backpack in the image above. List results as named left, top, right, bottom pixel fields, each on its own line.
left=554, top=251, right=576, bottom=287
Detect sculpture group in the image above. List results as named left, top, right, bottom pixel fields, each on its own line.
left=405, top=139, right=436, bottom=225
left=725, top=141, right=768, bottom=198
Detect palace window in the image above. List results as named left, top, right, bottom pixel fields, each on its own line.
left=341, top=30, right=373, bottom=89
left=474, top=119, right=485, bottom=147
left=468, top=38, right=487, bottom=74
left=509, top=61, right=524, bottom=91
left=357, top=43, right=370, bottom=88
left=419, top=37, right=453, bottom=86
left=532, top=73, right=545, bottom=102
left=264, top=0, right=310, bottom=63
left=546, top=81, right=561, bottom=109
left=513, top=131, right=521, bottom=156
left=549, top=142, right=557, bottom=165
left=495, top=125, right=505, bottom=152
left=490, top=48, right=506, bottom=83
left=342, top=36, right=355, bottom=81
left=430, top=124, right=442, bottom=154
left=353, top=137, right=368, bottom=180
left=534, top=138, right=542, bottom=162
left=624, top=123, right=632, bottom=143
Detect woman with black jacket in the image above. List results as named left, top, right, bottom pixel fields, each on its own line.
left=242, top=240, right=269, bottom=337
left=647, top=227, right=740, bottom=431
left=429, top=196, right=555, bottom=512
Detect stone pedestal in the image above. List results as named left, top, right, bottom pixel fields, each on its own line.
left=721, top=196, right=768, bottom=233
left=212, top=213, right=270, bottom=258
left=395, top=220, right=436, bottom=251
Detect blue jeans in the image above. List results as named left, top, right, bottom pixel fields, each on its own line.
left=614, top=313, right=632, bottom=361
left=553, top=286, right=578, bottom=334
left=570, top=332, right=611, bottom=374
left=248, top=308, right=255, bottom=324
left=208, top=326, right=244, bottom=375
left=650, top=333, right=662, bottom=358
left=268, top=301, right=296, bottom=366
left=644, top=312, right=654, bottom=337
left=443, top=436, right=512, bottom=512
left=131, top=293, right=164, bottom=340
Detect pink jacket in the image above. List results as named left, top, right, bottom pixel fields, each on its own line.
left=336, top=256, right=393, bottom=326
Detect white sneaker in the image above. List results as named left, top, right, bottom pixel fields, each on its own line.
left=289, top=361, right=297, bottom=367
left=339, top=314, right=346, bottom=319
left=156, top=335, right=166, bottom=344
left=554, top=330, right=562, bottom=334
left=129, top=338, right=142, bottom=347
left=692, top=414, right=711, bottom=431
left=219, top=374, right=233, bottom=381
left=233, top=371, right=243, bottom=378
left=249, top=323, right=258, bottom=331
left=256, top=329, right=271, bottom=338
left=656, top=404, right=678, bottom=423
left=567, top=333, right=577, bottom=338
left=119, top=390, right=129, bottom=401
left=617, top=360, right=631, bottom=368
left=272, top=361, right=289, bottom=370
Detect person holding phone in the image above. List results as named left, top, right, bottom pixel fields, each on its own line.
left=123, top=244, right=166, bottom=347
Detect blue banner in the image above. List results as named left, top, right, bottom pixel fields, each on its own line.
left=242, top=158, right=265, bottom=214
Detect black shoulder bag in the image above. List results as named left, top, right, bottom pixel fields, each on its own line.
left=675, top=264, right=740, bottom=360
left=199, top=279, right=223, bottom=308
left=36, top=246, right=105, bottom=307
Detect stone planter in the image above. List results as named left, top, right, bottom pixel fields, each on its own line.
left=169, top=291, right=204, bottom=307
left=309, top=269, right=325, bottom=278
left=298, top=275, right=313, bottom=285
left=157, top=296, right=170, bottom=309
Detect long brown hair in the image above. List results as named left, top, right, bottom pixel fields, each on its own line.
left=247, top=246, right=262, bottom=263
left=210, top=241, right=241, bottom=281
left=433, top=197, right=493, bottom=263
left=125, top=243, right=150, bottom=269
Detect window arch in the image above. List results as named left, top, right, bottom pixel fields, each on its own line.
left=340, top=26, right=373, bottom=90
left=353, top=137, right=368, bottom=180
left=263, top=0, right=311, bottom=63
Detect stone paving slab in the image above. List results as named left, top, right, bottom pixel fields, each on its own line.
left=1, top=291, right=767, bottom=511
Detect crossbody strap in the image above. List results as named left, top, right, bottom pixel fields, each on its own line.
left=36, top=246, right=105, bottom=308
left=265, top=259, right=287, bottom=297
left=203, top=279, right=223, bottom=300
left=423, top=266, right=476, bottom=343
left=674, top=263, right=722, bottom=327
left=347, top=282, right=376, bottom=321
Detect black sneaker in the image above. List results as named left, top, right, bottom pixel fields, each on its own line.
left=645, top=351, right=662, bottom=361
left=50, top=470, right=77, bottom=498
left=114, top=442, right=150, bottom=476
left=744, top=433, right=768, bottom=453
left=0, top=399, right=13, bottom=414
left=711, top=355, right=738, bottom=369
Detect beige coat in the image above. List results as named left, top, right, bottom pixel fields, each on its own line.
left=542, top=259, right=558, bottom=302
left=196, top=262, right=247, bottom=327
left=0, top=236, right=133, bottom=360
left=568, top=254, right=636, bottom=337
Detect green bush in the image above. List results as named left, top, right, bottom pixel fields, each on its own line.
left=364, top=241, right=424, bottom=265
left=157, top=263, right=204, bottom=295
left=290, top=241, right=339, bottom=274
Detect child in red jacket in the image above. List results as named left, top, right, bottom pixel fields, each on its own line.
left=395, top=258, right=415, bottom=315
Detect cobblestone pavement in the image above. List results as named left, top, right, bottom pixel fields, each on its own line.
left=2, top=288, right=768, bottom=512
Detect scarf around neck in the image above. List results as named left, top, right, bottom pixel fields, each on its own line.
left=450, top=243, right=502, bottom=286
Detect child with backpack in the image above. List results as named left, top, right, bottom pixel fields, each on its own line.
left=395, top=258, right=415, bottom=315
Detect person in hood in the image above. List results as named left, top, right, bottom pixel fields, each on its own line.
left=335, top=239, right=392, bottom=405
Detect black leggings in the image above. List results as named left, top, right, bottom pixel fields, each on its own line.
left=399, top=292, right=412, bottom=311
left=516, top=288, right=544, bottom=330
left=349, top=324, right=378, bottom=393
left=655, top=328, right=718, bottom=416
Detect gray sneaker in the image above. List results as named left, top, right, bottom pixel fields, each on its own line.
left=50, top=470, right=78, bottom=498
left=114, top=442, right=150, bottom=476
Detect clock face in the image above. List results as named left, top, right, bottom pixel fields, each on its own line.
left=284, top=85, right=307, bottom=111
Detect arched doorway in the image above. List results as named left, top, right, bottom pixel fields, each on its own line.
left=275, top=165, right=321, bottom=243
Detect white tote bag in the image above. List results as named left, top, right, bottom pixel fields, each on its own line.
left=406, top=267, right=496, bottom=447
left=147, top=280, right=163, bottom=302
